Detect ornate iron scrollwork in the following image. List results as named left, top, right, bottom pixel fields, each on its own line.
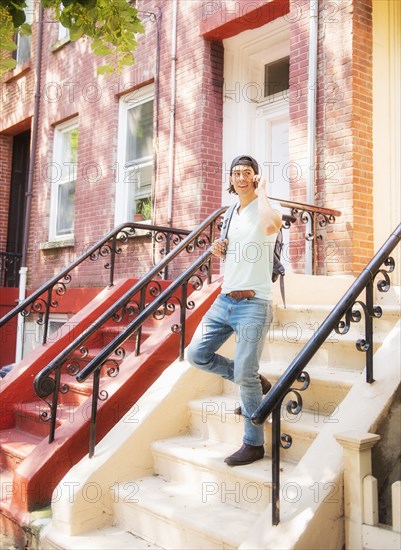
left=112, top=300, right=141, bottom=323
left=154, top=295, right=182, bottom=321
left=335, top=300, right=367, bottom=336
left=290, top=207, right=336, bottom=241
left=35, top=374, right=56, bottom=399
left=280, top=371, right=311, bottom=449
left=156, top=230, right=186, bottom=257
left=374, top=256, right=395, bottom=292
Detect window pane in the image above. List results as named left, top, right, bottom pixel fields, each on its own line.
left=264, top=57, right=289, bottom=97
left=16, top=35, right=31, bottom=65
left=56, top=180, right=75, bottom=235
left=127, top=163, right=152, bottom=220
left=15, top=0, right=34, bottom=65
left=61, top=127, right=78, bottom=182
left=126, top=100, right=154, bottom=163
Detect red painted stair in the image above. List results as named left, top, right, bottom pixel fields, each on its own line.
left=0, top=276, right=222, bottom=540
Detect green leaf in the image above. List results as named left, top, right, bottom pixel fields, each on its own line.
left=97, top=64, right=114, bottom=75
left=119, top=53, right=135, bottom=66
left=1, top=38, right=18, bottom=51
left=69, top=25, right=84, bottom=41
left=92, top=39, right=113, bottom=56
left=0, top=57, right=18, bottom=70
left=8, top=4, right=26, bottom=28
left=19, top=22, right=32, bottom=36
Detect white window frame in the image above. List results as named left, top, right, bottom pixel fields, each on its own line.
left=115, top=84, right=154, bottom=226
left=49, top=118, right=78, bottom=241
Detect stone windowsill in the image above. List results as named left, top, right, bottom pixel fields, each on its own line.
left=51, top=36, right=71, bottom=52
left=3, top=60, right=31, bottom=83
left=39, top=239, right=75, bottom=250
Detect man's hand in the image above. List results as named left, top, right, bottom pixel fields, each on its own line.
left=253, top=175, right=266, bottom=196
left=211, top=238, right=228, bottom=258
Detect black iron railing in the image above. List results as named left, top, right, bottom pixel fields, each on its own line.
left=0, top=251, right=22, bottom=287
left=251, top=223, right=401, bottom=526
left=33, top=209, right=226, bottom=450
left=26, top=199, right=341, bottom=457
left=0, top=223, right=191, bottom=343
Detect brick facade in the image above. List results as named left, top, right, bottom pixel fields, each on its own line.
left=288, top=0, right=373, bottom=275
left=0, top=0, right=376, bottom=291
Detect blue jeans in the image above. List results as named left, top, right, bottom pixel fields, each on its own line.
left=187, top=294, right=272, bottom=447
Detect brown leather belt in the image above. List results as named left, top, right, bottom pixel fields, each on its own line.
left=225, top=290, right=255, bottom=300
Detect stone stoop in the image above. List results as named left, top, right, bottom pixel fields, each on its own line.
left=39, top=526, right=162, bottom=550
left=110, top=427, right=297, bottom=548
left=39, top=280, right=400, bottom=550
left=95, top=343, right=357, bottom=550
left=106, top=300, right=399, bottom=549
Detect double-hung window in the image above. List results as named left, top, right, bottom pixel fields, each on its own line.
left=13, top=0, right=34, bottom=66
left=49, top=119, right=78, bottom=241
left=115, top=84, right=154, bottom=225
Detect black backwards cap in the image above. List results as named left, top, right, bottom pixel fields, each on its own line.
left=230, top=155, right=259, bottom=175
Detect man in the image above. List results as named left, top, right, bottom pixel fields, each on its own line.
left=187, top=155, right=282, bottom=466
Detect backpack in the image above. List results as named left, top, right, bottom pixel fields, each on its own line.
left=220, top=204, right=286, bottom=307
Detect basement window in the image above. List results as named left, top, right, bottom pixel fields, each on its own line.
left=22, top=314, right=68, bottom=358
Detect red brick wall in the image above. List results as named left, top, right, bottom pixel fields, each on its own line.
left=289, top=0, right=373, bottom=275
left=0, top=1, right=225, bottom=289
left=0, top=0, right=375, bottom=292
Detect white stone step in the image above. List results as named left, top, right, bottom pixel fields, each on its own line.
left=112, top=475, right=259, bottom=549
left=188, top=395, right=321, bottom=462
left=223, top=364, right=360, bottom=411
left=260, top=325, right=384, bottom=371
left=41, top=525, right=161, bottom=549
left=273, top=303, right=400, bottom=335
left=216, top=325, right=384, bottom=372
left=151, top=435, right=296, bottom=513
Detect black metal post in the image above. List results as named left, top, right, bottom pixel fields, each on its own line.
left=365, top=280, right=374, bottom=383
left=272, top=403, right=281, bottom=526
left=164, top=234, right=171, bottom=280
left=42, top=287, right=52, bottom=345
left=89, top=367, right=101, bottom=458
left=135, top=287, right=146, bottom=356
left=179, top=283, right=188, bottom=360
left=109, top=235, right=117, bottom=287
left=48, top=368, right=61, bottom=443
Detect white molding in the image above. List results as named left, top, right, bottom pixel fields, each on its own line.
left=222, top=17, right=290, bottom=206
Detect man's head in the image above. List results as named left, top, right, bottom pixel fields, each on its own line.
left=228, top=155, right=260, bottom=195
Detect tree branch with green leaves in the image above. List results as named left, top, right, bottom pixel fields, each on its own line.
left=0, top=0, right=144, bottom=75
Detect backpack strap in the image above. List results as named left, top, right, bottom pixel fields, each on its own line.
left=220, top=204, right=237, bottom=242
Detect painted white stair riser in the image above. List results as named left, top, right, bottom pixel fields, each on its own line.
left=188, top=409, right=317, bottom=462
left=222, top=368, right=359, bottom=412
left=216, top=329, right=381, bottom=371
left=152, top=453, right=271, bottom=513
left=112, top=478, right=257, bottom=550
left=273, top=305, right=400, bottom=335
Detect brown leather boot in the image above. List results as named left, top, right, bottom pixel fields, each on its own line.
left=224, top=443, right=265, bottom=466
left=234, top=374, right=271, bottom=415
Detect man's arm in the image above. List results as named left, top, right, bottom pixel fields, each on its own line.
left=254, top=177, right=282, bottom=235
